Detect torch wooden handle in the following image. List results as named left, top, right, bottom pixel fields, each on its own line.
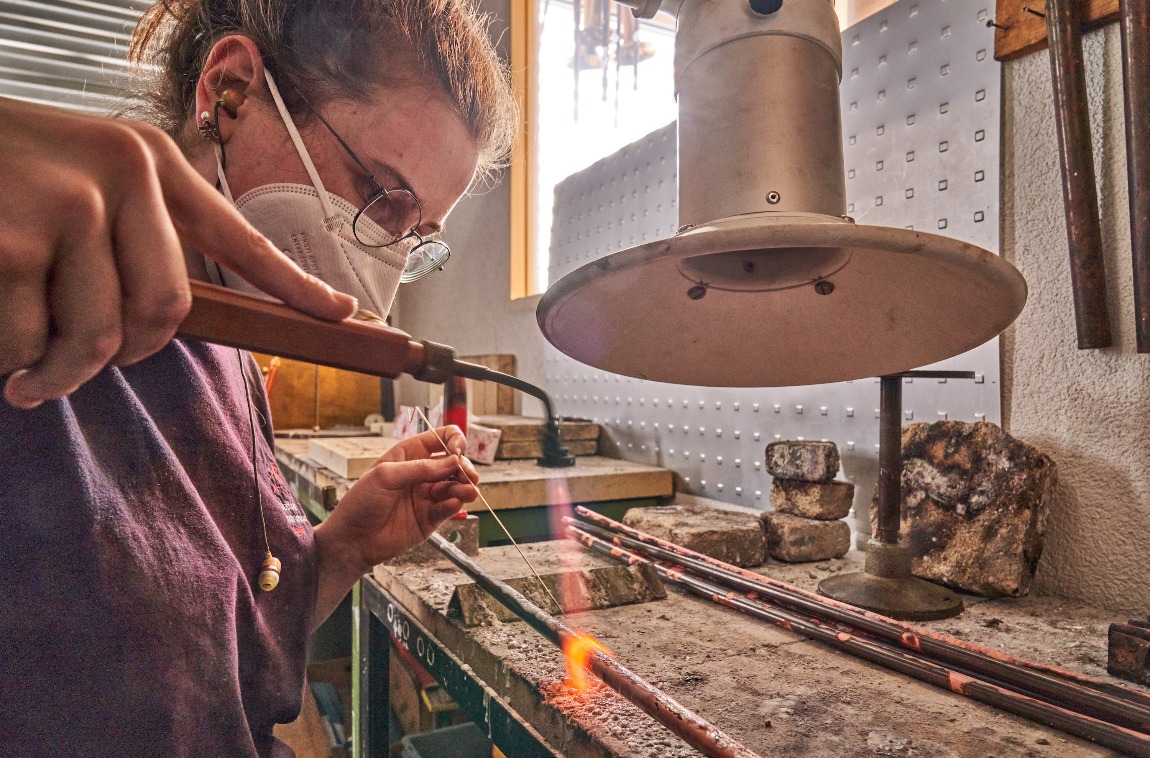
left=178, top=280, right=432, bottom=379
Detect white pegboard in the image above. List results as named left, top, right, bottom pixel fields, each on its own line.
left=544, top=0, right=1003, bottom=535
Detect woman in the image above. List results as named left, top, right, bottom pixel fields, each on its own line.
left=0, top=1, right=517, bottom=755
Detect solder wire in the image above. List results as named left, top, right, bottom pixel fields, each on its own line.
left=412, top=405, right=566, bottom=617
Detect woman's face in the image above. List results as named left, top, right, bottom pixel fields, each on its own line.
left=224, top=81, right=480, bottom=241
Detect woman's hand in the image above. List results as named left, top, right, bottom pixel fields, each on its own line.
left=0, top=96, right=356, bottom=409
left=310, top=426, right=479, bottom=627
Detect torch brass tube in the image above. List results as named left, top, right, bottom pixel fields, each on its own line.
left=427, top=533, right=763, bottom=758
left=1120, top=0, right=1150, bottom=351
left=1046, top=0, right=1113, bottom=348
left=178, top=281, right=434, bottom=379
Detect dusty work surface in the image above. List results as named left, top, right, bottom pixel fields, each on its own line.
left=374, top=543, right=1149, bottom=757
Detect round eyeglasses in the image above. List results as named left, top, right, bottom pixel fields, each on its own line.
left=397, top=231, right=452, bottom=283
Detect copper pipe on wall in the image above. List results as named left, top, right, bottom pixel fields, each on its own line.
left=426, top=533, right=763, bottom=758
left=1120, top=0, right=1150, bottom=351
left=1046, top=0, right=1113, bottom=349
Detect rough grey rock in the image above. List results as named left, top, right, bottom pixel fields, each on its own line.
left=623, top=501, right=767, bottom=567
left=771, top=479, right=855, bottom=520
left=765, top=440, right=840, bottom=482
left=872, top=421, right=1056, bottom=598
left=761, top=511, right=850, bottom=562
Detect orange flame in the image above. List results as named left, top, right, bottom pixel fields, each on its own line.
left=562, top=633, right=613, bottom=694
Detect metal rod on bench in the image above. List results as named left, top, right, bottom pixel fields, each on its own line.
left=564, top=515, right=1150, bottom=733
left=568, top=525, right=1150, bottom=758
left=426, top=533, right=762, bottom=758
left=571, top=505, right=1150, bottom=709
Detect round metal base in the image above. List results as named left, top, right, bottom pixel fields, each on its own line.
left=817, top=572, right=964, bottom=621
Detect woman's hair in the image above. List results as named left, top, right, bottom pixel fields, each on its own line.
left=128, top=0, right=517, bottom=180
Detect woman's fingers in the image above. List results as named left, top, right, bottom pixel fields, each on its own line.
left=386, top=425, right=470, bottom=463
left=105, top=126, right=191, bottom=367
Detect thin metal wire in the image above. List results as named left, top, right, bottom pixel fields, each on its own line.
left=411, top=406, right=566, bottom=617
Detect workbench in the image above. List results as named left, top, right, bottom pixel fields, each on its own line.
left=364, top=542, right=1147, bottom=757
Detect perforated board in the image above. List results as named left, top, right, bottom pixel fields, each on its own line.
left=543, top=0, right=1003, bottom=535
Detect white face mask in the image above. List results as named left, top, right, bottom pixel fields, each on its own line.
left=212, top=70, right=407, bottom=317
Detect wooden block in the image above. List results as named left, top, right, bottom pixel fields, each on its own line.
left=477, top=415, right=599, bottom=442
left=460, top=354, right=520, bottom=416
left=993, top=0, right=1119, bottom=62
left=448, top=562, right=665, bottom=626
left=476, top=415, right=600, bottom=459
left=495, top=439, right=598, bottom=460
left=307, top=436, right=398, bottom=479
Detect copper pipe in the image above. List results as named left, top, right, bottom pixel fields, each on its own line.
left=569, top=525, right=1150, bottom=757
left=566, top=514, right=1150, bottom=733
left=571, top=506, right=1150, bottom=709
left=426, top=533, right=762, bottom=758
left=1046, top=0, right=1112, bottom=348
left=1120, top=0, right=1150, bottom=351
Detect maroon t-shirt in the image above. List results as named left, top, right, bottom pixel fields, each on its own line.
left=0, top=340, right=316, bottom=757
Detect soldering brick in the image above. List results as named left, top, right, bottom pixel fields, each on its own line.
left=766, top=441, right=840, bottom=482
left=761, top=511, right=850, bottom=563
left=771, top=479, right=855, bottom=520
left=622, top=499, right=767, bottom=567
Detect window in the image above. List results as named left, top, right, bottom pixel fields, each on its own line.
left=510, top=0, right=676, bottom=298
left=0, top=0, right=144, bottom=113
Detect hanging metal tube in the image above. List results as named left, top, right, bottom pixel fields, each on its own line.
left=1120, top=0, right=1150, bottom=351
left=1045, top=0, right=1113, bottom=349
left=876, top=375, right=903, bottom=544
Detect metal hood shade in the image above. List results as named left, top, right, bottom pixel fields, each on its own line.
left=537, top=0, right=1027, bottom=388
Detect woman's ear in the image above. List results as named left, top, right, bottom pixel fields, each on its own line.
left=194, top=35, right=266, bottom=134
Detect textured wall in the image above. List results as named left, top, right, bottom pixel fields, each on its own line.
left=1001, top=25, right=1150, bottom=610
